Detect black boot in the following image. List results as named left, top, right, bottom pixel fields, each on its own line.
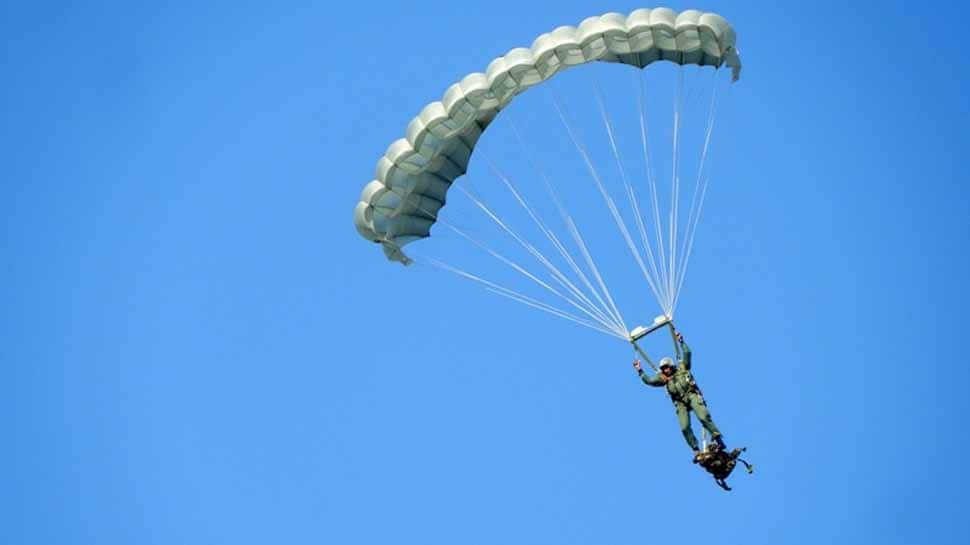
left=714, top=435, right=726, bottom=450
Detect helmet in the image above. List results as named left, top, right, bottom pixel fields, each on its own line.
left=659, top=357, right=675, bottom=369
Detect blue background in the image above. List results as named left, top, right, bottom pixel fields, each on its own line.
left=3, top=1, right=969, bottom=544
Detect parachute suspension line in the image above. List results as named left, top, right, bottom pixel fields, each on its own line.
left=549, top=86, right=658, bottom=317
left=405, top=67, right=731, bottom=334
left=476, top=149, right=623, bottom=332
left=592, top=81, right=669, bottom=315
left=677, top=73, right=710, bottom=264
left=678, top=83, right=711, bottom=273
left=672, top=178, right=709, bottom=314
left=637, top=70, right=672, bottom=314
left=405, top=195, right=625, bottom=335
left=415, top=256, right=627, bottom=340
left=440, top=219, right=626, bottom=336
left=561, top=207, right=629, bottom=333
left=453, top=184, right=621, bottom=332
left=504, top=120, right=628, bottom=332
left=448, top=187, right=627, bottom=335
left=480, top=287, right=627, bottom=339
left=673, top=69, right=721, bottom=312
left=668, top=66, right=685, bottom=315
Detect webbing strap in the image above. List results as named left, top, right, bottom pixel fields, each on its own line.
left=631, top=341, right=658, bottom=372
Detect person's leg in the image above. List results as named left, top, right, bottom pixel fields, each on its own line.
left=690, top=394, right=723, bottom=446
left=676, top=402, right=699, bottom=451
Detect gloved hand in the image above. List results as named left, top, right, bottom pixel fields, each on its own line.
left=633, top=359, right=642, bottom=372
left=676, top=332, right=684, bottom=343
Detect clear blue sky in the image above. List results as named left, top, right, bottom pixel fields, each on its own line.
left=3, top=1, right=969, bottom=544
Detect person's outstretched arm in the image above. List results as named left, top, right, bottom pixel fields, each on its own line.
left=634, top=360, right=666, bottom=387
left=677, top=332, right=692, bottom=370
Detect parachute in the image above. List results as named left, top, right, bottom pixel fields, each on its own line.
left=353, top=8, right=742, bottom=339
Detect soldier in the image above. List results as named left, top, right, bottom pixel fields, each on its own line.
left=633, top=331, right=725, bottom=461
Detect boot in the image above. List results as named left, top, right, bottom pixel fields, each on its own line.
left=714, top=435, right=726, bottom=450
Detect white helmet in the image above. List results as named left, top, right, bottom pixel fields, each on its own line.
left=659, top=357, right=675, bottom=369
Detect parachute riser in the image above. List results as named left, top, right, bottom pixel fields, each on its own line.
left=668, top=322, right=682, bottom=360
left=631, top=340, right=658, bottom=372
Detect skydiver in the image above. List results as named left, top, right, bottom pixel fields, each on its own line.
left=633, top=331, right=726, bottom=461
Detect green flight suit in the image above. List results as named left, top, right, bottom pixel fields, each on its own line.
left=638, top=341, right=722, bottom=451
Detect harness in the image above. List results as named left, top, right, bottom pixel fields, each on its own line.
left=666, top=370, right=702, bottom=405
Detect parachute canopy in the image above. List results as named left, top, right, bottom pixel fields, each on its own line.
left=354, top=8, right=741, bottom=265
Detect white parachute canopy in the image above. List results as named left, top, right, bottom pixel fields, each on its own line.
left=353, top=8, right=741, bottom=340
